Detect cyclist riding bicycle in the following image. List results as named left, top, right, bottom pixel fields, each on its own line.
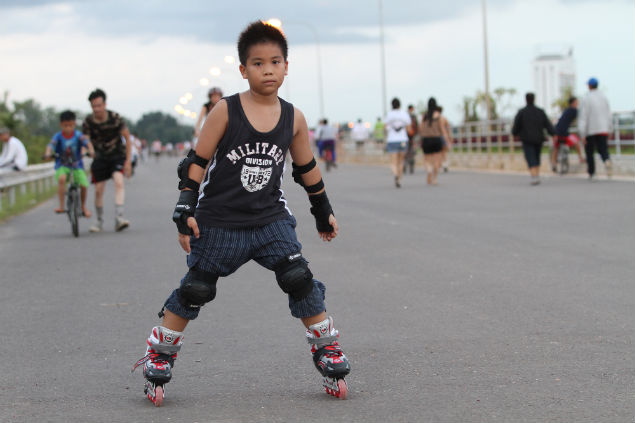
left=314, top=118, right=338, bottom=170
left=551, top=96, right=585, bottom=171
left=45, top=110, right=94, bottom=217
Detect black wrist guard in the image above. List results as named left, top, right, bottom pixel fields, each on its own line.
left=173, top=190, right=198, bottom=235
left=309, top=191, right=334, bottom=233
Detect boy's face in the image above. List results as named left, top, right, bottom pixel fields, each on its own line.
left=240, top=42, right=288, bottom=95
left=60, top=120, right=75, bottom=136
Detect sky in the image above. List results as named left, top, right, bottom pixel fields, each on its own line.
left=1, top=0, right=633, bottom=130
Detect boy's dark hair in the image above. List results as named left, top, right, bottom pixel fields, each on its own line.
left=88, top=88, right=106, bottom=102
left=391, top=98, right=401, bottom=109
left=525, top=92, right=535, bottom=105
left=60, top=110, right=76, bottom=122
left=237, top=21, right=288, bottom=65
left=568, top=96, right=577, bottom=105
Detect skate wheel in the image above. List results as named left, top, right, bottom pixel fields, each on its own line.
left=153, top=385, right=164, bottom=407
left=337, top=379, right=348, bottom=400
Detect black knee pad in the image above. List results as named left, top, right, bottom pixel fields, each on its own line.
left=178, top=268, right=219, bottom=308
left=274, top=253, right=314, bottom=300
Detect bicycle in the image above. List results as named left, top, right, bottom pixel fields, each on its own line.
left=47, top=149, right=84, bottom=237
left=556, top=140, right=570, bottom=175
left=322, top=141, right=336, bottom=172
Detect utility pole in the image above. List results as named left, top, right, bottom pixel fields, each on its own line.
left=379, top=0, right=387, bottom=117
left=482, top=0, right=492, bottom=122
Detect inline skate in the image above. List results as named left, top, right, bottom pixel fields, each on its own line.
left=306, top=316, right=350, bottom=399
left=132, top=326, right=184, bottom=407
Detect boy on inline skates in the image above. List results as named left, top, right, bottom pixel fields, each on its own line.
left=132, top=20, right=350, bottom=406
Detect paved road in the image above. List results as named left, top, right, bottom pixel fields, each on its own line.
left=2, top=159, right=633, bottom=423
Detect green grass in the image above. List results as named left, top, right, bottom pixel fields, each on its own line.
left=0, top=181, right=56, bottom=222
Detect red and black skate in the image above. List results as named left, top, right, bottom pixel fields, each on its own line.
left=307, top=317, right=351, bottom=399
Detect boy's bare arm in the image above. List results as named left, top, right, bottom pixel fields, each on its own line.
left=289, top=109, right=322, bottom=189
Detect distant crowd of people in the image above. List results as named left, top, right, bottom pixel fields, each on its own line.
left=304, top=76, right=614, bottom=188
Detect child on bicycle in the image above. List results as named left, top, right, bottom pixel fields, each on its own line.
left=133, top=20, right=350, bottom=406
left=551, top=96, right=584, bottom=171
left=45, top=110, right=94, bottom=217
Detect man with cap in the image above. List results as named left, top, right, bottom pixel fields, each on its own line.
left=578, top=77, right=612, bottom=179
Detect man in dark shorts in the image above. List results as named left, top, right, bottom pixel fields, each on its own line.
left=512, top=93, right=556, bottom=185
left=82, top=88, right=132, bottom=232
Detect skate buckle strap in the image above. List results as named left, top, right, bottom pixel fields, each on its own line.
left=131, top=352, right=173, bottom=373
left=131, top=355, right=150, bottom=373
left=307, top=334, right=338, bottom=347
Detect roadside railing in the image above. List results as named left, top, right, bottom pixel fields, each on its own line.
left=338, top=111, right=634, bottom=176
left=450, top=111, right=634, bottom=172
left=0, top=163, right=56, bottom=214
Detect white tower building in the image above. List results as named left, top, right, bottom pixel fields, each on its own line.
left=532, top=49, right=576, bottom=117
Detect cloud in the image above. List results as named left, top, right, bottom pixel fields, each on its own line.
left=0, top=0, right=519, bottom=44
left=1, top=0, right=632, bottom=127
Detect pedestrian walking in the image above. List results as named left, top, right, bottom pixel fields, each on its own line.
left=419, top=98, right=447, bottom=185
left=402, top=104, right=418, bottom=174
left=512, top=93, right=556, bottom=185
left=351, top=118, right=369, bottom=152
left=384, top=97, right=411, bottom=188
left=373, top=117, right=385, bottom=144
left=194, top=87, right=223, bottom=146
left=82, top=88, right=133, bottom=231
left=578, top=77, right=613, bottom=179
left=438, top=106, right=453, bottom=173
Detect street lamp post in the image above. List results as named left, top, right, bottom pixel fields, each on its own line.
left=303, top=24, right=325, bottom=120
left=482, top=0, right=492, bottom=122
left=268, top=19, right=325, bottom=120
left=379, top=0, right=387, bottom=117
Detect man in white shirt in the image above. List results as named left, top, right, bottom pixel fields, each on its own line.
left=350, top=119, right=369, bottom=151
left=383, top=98, right=411, bottom=188
left=578, top=77, right=613, bottom=179
left=0, top=128, right=28, bottom=173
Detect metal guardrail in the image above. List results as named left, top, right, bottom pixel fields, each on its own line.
left=338, top=111, right=634, bottom=176
left=451, top=111, right=635, bottom=154
left=0, top=163, right=56, bottom=212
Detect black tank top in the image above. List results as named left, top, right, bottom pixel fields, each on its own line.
left=195, top=94, right=294, bottom=228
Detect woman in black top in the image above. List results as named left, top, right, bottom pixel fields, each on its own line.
left=194, top=87, right=223, bottom=139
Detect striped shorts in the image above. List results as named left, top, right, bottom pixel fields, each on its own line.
left=163, top=216, right=326, bottom=320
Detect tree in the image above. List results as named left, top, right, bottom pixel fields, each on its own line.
left=1, top=94, right=194, bottom=164
left=0, top=92, right=50, bottom=164
left=134, top=111, right=193, bottom=145
left=461, top=87, right=517, bottom=122
left=552, top=86, right=575, bottom=113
